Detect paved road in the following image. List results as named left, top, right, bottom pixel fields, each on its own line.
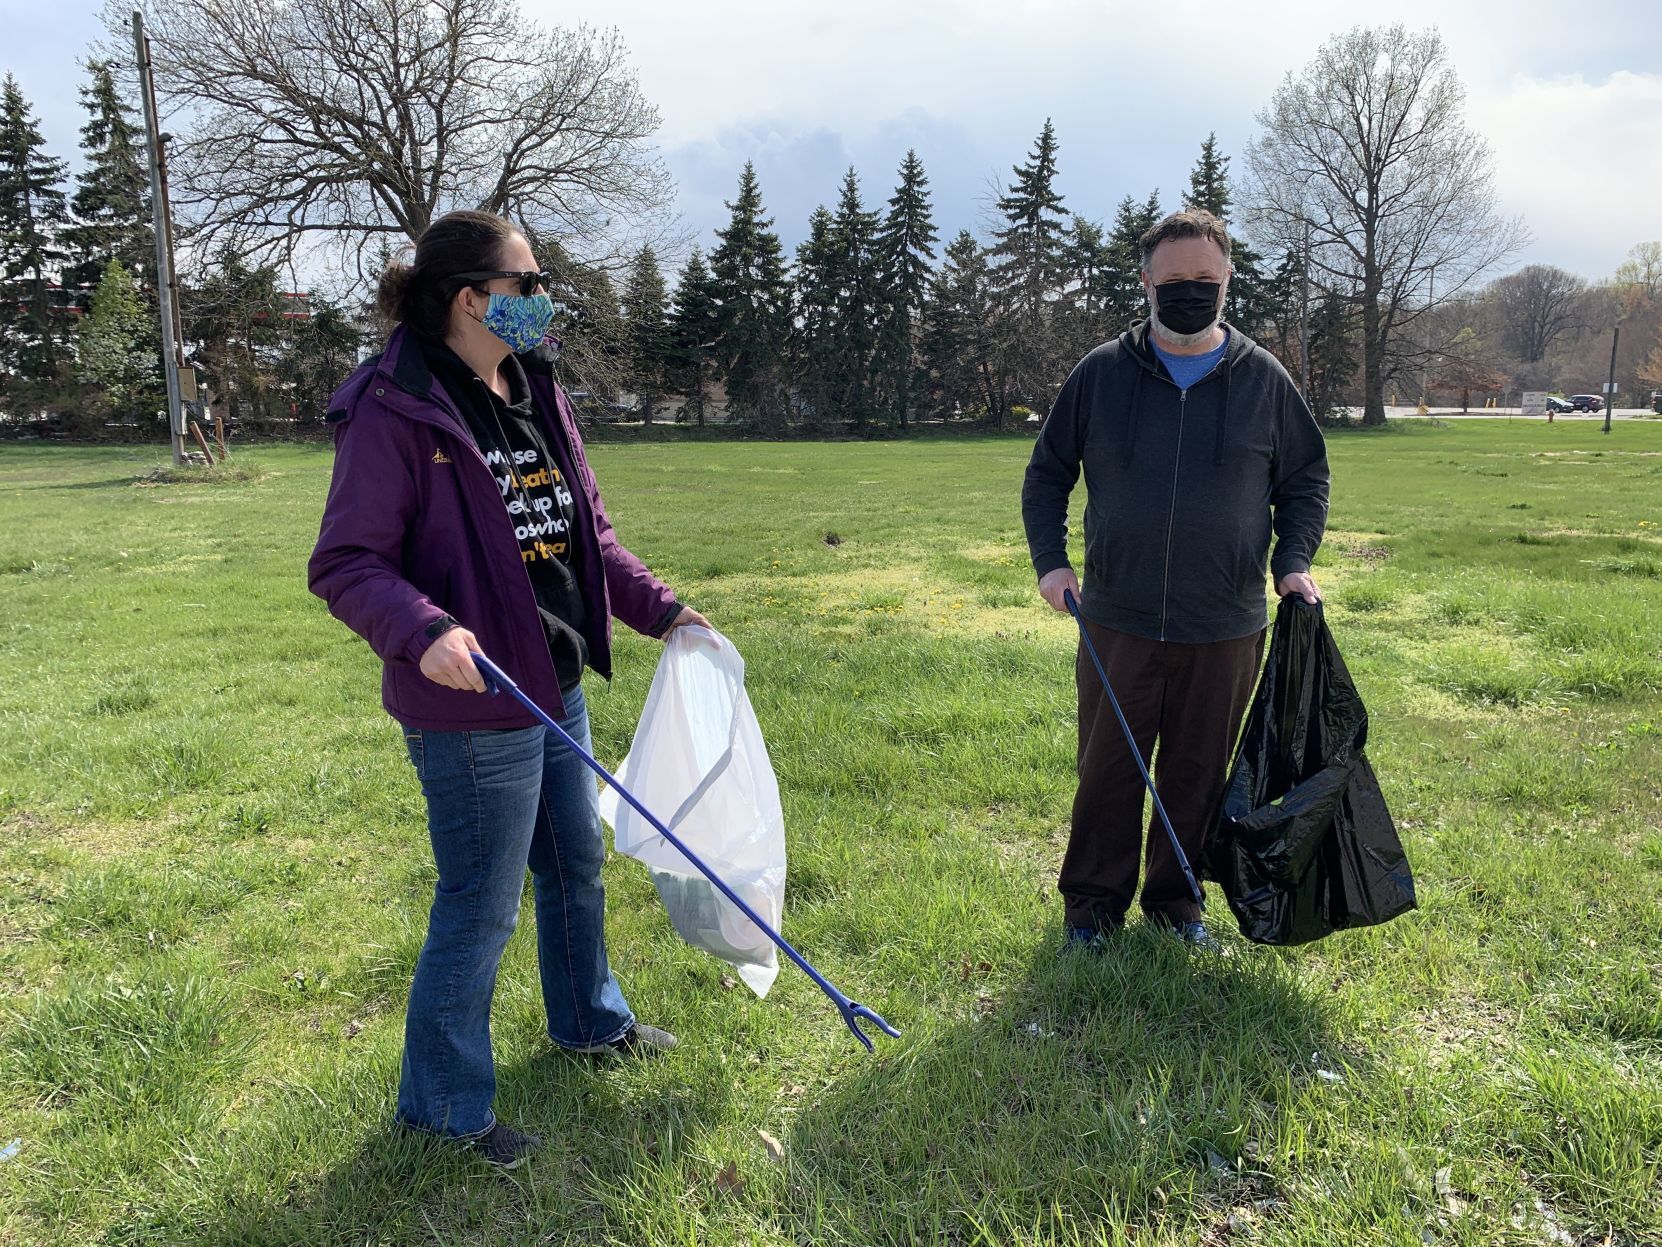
left=1348, top=406, right=1655, bottom=421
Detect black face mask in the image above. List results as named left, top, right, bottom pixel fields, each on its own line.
left=1152, top=279, right=1222, bottom=336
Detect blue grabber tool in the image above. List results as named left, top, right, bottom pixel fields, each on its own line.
left=468, top=651, right=902, bottom=1052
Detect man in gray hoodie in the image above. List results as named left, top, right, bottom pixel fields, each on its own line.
left=1022, top=208, right=1329, bottom=950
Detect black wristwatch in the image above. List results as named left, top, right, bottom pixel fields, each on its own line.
left=424, top=615, right=461, bottom=641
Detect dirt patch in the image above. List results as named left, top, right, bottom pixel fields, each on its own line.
left=1, top=810, right=157, bottom=862
left=1402, top=1001, right=1522, bottom=1072
left=1342, top=544, right=1392, bottom=564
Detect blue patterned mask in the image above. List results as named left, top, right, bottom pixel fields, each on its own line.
left=480, top=292, right=556, bottom=353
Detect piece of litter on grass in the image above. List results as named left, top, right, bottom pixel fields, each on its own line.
left=713, top=1159, right=744, bottom=1196
left=1204, top=1148, right=1232, bottom=1174
left=757, top=1130, right=785, bottom=1163
left=0, top=1139, right=19, bottom=1162
left=1019, top=1020, right=1050, bottom=1039
left=1316, top=1068, right=1343, bottom=1083
left=719, top=975, right=738, bottom=991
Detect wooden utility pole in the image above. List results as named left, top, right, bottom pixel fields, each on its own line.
left=1604, top=326, right=1618, bottom=435
left=133, top=10, right=188, bottom=465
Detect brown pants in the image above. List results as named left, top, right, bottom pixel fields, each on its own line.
left=1062, top=619, right=1265, bottom=931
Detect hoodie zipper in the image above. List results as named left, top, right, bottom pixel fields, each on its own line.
left=1159, top=388, right=1188, bottom=642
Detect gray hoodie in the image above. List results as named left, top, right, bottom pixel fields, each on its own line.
left=1022, top=321, right=1329, bottom=644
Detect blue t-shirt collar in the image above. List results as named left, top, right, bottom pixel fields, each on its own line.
left=1151, top=328, right=1229, bottom=392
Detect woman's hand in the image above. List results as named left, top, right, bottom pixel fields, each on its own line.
left=419, top=626, right=487, bottom=692
left=665, top=606, right=711, bottom=636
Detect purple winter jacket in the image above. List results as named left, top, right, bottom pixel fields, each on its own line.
left=308, top=325, right=681, bottom=731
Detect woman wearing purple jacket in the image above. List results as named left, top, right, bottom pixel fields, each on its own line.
left=309, top=210, right=706, bottom=1169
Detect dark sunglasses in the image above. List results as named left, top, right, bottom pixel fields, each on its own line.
left=455, top=270, right=554, bottom=297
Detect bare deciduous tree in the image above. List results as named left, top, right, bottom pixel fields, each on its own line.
left=1487, top=264, right=1587, bottom=363
left=1244, top=25, right=1527, bottom=424
left=104, top=0, right=677, bottom=284
left=1614, top=241, right=1662, bottom=304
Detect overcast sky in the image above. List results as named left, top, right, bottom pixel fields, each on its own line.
left=8, top=0, right=1661, bottom=281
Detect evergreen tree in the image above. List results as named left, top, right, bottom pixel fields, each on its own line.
left=1306, top=289, right=1360, bottom=423
left=0, top=74, right=72, bottom=395
left=74, top=258, right=161, bottom=433
left=1180, top=134, right=1284, bottom=340
left=668, top=248, right=720, bottom=426
left=987, top=120, right=1069, bottom=410
left=1062, top=214, right=1115, bottom=359
left=1256, top=248, right=1307, bottom=367
left=1224, top=236, right=1278, bottom=340
left=278, top=297, right=362, bottom=429
left=1184, top=132, right=1231, bottom=219
left=183, top=247, right=285, bottom=428
left=710, top=162, right=790, bottom=424
left=921, top=229, right=1010, bottom=425
left=826, top=167, right=881, bottom=428
left=791, top=206, right=838, bottom=423
left=622, top=245, right=671, bottom=422
left=554, top=264, right=626, bottom=411
left=1103, top=190, right=1162, bottom=326
left=872, top=149, right=936, bottom=427
left=65, top=60, right=152, bottom=290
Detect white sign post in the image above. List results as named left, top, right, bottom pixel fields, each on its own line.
left=1521, top=391, right=1548, bottom=417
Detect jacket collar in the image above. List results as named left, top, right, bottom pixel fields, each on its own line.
left=324, top=324, right=482, bottom=443
left=1122, top=318, right=1258, bottom=376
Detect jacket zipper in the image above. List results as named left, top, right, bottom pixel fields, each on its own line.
left=1159, top=388, right=1188, bottom=641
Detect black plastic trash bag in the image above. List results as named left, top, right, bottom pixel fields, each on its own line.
left=1204, top=596, right=1416, bottom=945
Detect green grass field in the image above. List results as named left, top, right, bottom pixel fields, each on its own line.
left=1, top=423, right=1658, bottom=1246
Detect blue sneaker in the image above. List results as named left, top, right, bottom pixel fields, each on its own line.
left=1064, top=925, right=1117, bottom=953
left=1171, top=921, right=1223, bottom=953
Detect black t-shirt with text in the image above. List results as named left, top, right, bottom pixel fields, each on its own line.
left=422, top=339, right=590, bottom=691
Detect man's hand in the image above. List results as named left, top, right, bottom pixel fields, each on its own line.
left=1276, top=572, right=1322, bottom=605
left=419, top=626, right=487, bottom=692
left=666, top=606, right=711, bottom=635
left=1038, top=567, right=1081, bottom=613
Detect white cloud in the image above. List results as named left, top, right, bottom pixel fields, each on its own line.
left=1471, top=70, right=1662, bottom=279
left=580, top=0, right=1662, bottom=273
left=13, top=0, right=1659, bottom=281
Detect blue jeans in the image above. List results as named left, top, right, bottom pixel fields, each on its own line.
left=395, top=684, right=634, bottom=1137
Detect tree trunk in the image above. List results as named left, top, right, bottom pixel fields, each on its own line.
left=1360, top=285, right=1387, bottom=426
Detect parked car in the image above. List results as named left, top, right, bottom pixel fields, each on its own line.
left=1544, top=395, right=1574, bottom=414
left=1567, top=394, right=1604, bottom=413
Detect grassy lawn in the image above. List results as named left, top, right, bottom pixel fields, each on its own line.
left=0, top=422, right=1658, bottom=1246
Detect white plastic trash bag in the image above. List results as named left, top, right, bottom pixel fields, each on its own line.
left=598, top=627, right=786, bottom=996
